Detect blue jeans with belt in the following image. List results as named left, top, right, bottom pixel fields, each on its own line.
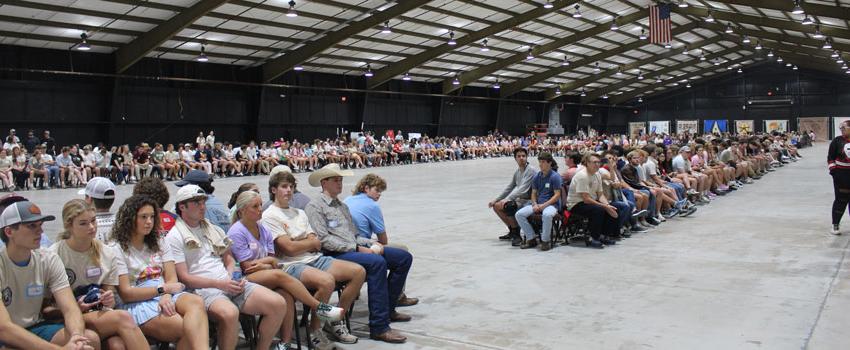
left=329, top=247, right=412, bottom=336
left=47, top=165, right=59, bottom=186
left=610, top=200, right=632, bottom=229
left=515, top=204, right=558, bottom=242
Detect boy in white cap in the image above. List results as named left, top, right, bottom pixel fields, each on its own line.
left=0, top=201, right=100, bottom=349
left=79, top=177, right=117, bottom=242
left=164, top=185, right=289, bottom=350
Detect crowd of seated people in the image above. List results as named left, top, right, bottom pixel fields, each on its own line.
left=0, top=160, right=421, bottom=349
left=491, top=131, right=805, bottom=250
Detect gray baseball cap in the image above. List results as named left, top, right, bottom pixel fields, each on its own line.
left=0, top=201, right=55, bottom=228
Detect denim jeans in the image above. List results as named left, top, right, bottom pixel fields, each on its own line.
left=639, top=189, right=656, bottom=217
left=667, top=181, right=685, bottom=200
left=610, top=200, right=632, bottom=229
left=515, top=204, right=558, bottom=242
left=329, top=247, right=412, bottom=336
left=46, top=165, right=59, bottom=186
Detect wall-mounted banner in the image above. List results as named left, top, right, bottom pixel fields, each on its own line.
left=703, top=119, right=728, bottom=134
left=764, top=120, right=788, bottom=133
left=797, top=117, right=828, bottom=141
left=735, top=120, right=754, bottom=135
left=676, top=120, right=699, bottom=134
left=629, top=122, right=646, bottom=139
left=648, top=121, right=670, bottom=135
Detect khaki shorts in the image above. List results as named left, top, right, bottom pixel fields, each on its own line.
left=194, top=281, right=260, bottom=310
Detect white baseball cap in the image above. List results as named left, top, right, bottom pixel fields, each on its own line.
left=174, top=184, right=207, bottom=203
left=78, top=177, right=116, bottom=199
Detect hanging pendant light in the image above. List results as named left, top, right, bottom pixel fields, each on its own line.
left=196, top=45, right=208, bottom=62
left=286, top=0, right=298, bottom=17
left=77, top=33, right=91, bottom=51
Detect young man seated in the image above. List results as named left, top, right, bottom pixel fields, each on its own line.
left=164, top=185, right=289, bottom=350
left=514, top=152, right=561, bottom=251
left=306, top=164, right=412, bottom=344
left=564, top=154, right=619, bottom=248
left=0, top=201, right=100, bottom=349
left=488, top=147, right=536, bottom=246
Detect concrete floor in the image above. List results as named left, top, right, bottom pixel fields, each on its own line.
left=24, top=143, right=846, bottom=350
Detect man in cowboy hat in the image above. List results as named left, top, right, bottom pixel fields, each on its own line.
left=305, top=164, right=413, bottom=344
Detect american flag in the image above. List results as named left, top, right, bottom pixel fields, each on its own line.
left=650, top=3, right=672, bottom=44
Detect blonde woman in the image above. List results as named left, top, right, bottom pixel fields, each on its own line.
left=228, top=190, right=344, bottom=350
left=47, top=199, right=149, bottom=350
left=111, top=195, right=209, bottom=349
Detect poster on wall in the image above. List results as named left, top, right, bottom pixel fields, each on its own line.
left=648, top=121, right=670, bottom=135
left=798, top=117, right=828, bottom=141
left=735, top=120, right=755, bottom=135
left=832, top=117, right=850, bottom=139
left=764, top=120, right=788, bottom=133
left=703, top=119, right=728, bottom=134
left=676, top=120, right=699, bottom=134
left=629, top=122, right=646, bottom=139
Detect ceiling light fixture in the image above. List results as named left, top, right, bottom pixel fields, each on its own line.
left=493, top=78, right=501, bottom=89
left=555, top=86, right=561, bottom=95
left=802, top=16, right=814, bottom=25
left=725, top=23, right=733, bottom=34
left=813, top=25, right=824, bottom=39
left=286, top=1, right=298, bottom=17
left=481, top=39, right=489, bottom=52
left=637, top=96, right=644, bottom=102
left=562, top=55, right=570, bottom=66
left=777, top=56, right=784, bottom=62
left=705, top=11, right=715, bottom=23
left=686, top=82, right=692, bottom=88
left=737, top=67, right=743, bottom=73
left=452, top=73, right=460, bottom=85
left=823, top=39, right=832, bottom=49
left=786, top=62, right=793, bottom=67
left=793, top=65, right=798, bottom=70
left=755, top=41, right=763, bottom=50
left=196, top=45, right=208, bottom=62
left=526, top=47, right=534, bottom=60
left=293, top=64, right=303, bottom=71
left=602, top=93, right=609, bottom=99
left=364, top=63, right=374, bottom=77
left=580, top=88, right=587, bottom=97
left=767, top=50, right=774, bottom=57
left=656, top=76, right=662, bottom=83
left=838, top=57, right=845, bottom=64
left=664, top=42, right=672, bottom=49
left=792, top=0, right=804, bottom=14
left=448, top=31, right=457, bottom=45
left=77, top=33, right=91, bottom=51
left=832, top=50, right=840, bottom=58
left=742, top=35, right=751, bottom=44
left=402, top=72, right=411, bottom=81
left=381, top=21, right=392, bottom=34
left=678, top=0, right=688, bottom=8
left=593, top=62, right=600, bottom=73
left=544, top=0, right=554, bottom=9
left=573, top=4, right=582, bottom=18
left=639, top=29, right=647, bottom=40
left=638, top=70, right=644, bottom=80
left=616, top=68, right=623, bottom=76
left=610, top=16, right=619, bottom=31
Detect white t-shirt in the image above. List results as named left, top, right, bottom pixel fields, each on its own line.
left=115, top=243, right=165, bottom=286
left=47, top=240, right=120, bottom=290
left=0, top=248, right=69, bottom=328
left=96, top=212, right=115, bottom=243
left=672, top=155, right=688, bottom=173
left=261, top=205, right=321, bottom=267
left=163, top=224, right=228, bottom=281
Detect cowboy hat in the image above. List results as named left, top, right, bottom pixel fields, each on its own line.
left=308, top=163, right=353, bottom=187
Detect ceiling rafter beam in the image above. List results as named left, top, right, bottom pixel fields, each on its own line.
left=701, top=21, right=850, bottom=54
left=261, top=0, right=430, bottom=82
left=717, top=0, right=850, bottom=21
left=673, top=5, right=850, bottom=41
left=440, top=9, right=648, bottom=94
left=584, top=46, right=749, bottom=102
left=365, top=1, right=578, bottom=89
left=610, top=55, right=755, bottom=104
left=114, top=0, right=229, bottom=73
left=501, top=22, right=701, bottom=98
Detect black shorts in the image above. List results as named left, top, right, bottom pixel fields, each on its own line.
left=503, top=200, right=519, bottom=216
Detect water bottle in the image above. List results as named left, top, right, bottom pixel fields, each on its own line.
left=231, top=271, right=243, bottom=281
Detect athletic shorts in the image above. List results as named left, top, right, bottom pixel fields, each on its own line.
left=285, top=256, right=334, bottom=280
left=27, top=321, right=64, bottom=342
left=194, top=281, right=260, bottom=310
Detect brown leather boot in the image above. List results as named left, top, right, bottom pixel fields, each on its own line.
left=370, top=329, right=407, bottom=343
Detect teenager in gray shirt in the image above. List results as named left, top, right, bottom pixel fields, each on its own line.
left=488, top=147, right=537, bottom=246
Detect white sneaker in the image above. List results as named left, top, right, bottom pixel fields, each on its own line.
left=316, top=303, right=343, bottom=322
left=271, top=342, right=291, bottom=350
left=311, top=329, right=335, bottom=350
left=832, top=225, right=841, bottom=236
left=324, top=320, right=358, bottom=344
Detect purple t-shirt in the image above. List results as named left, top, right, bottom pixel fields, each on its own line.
left=227, top=221, right=275, bottom=263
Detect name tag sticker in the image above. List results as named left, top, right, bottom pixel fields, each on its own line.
left=248, top=242, right=258, bottom=251
left=86, top=266, right=102, bottom=279
left=26, top=283, right=43, bottom=298
left=328, top=219, right=339, bottom=228
left=544, top=183, right=550, bottom=189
